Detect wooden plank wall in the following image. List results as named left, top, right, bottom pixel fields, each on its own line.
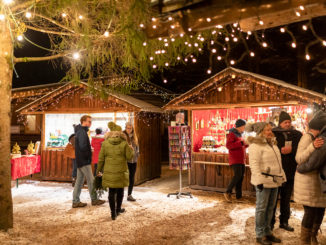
left=134, top=113, right=162, bottom=184
left=191, top=153, right=255, bottom=192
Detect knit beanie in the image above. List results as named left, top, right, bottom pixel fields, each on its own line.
left=309, top=111, right=326, bottom=131
left=235, top=119, right=246, bottom=128
left=245, top=122, right=268, bottom=135
left=108, top=121, right=122, bottom=132
left=279, top=111, right=291, bottom=125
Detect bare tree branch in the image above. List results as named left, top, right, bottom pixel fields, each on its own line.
left=34, top=13, right=76, bottom=34
left=25, top=24, right=79, bottom=36
left=14, top=53, right=66, bottom=63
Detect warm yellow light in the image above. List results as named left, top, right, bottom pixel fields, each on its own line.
left=168, top=16, right=173, bottom=21
left=78, top=15, right=83, bottom=20
left=302, top=25, right=308, bottom=31
left=305, top=54, right=310, bottom=60
left=139, top=23, right=144, bottom=28
left=206, top=18, right=211, bottom=22
left=322, top=40, right=326, bottom=46
left=73, top=52, right=80, bottom=59
left=62, top=13, right=67, bottom=18
left=153, top=64, right=157, bottom=68
left=250, top=52, right=255, bottom=57
left=262, top=42, right=268, bottom=47
left=218, top=87, right=222, bottom=92
left=280, top=27, right=285, bottom=33
left=299, top=6, right=305, bottom=11
left=225, top=37, right=230, bottom=42
left=3, top=0, right=13, bottom=5
left=259, top=20, right=264, bottom=25
left=0, top=14, right=4, bottom=21
left=143, top=42, right=147, bottom=46
left=104, top=31, right=109, bottom=37
left=291, top=42, right=296, bottom=48
left=192, top=58, right=197, bottom=63
left=295, top=11, right=301, bottom=17
left=217, top=56, right=222, bottom=60
left=17, top=35, right=23, bottom=41
left=163, top=79, right=168, bottom=83
left=25, top=12, right=32, bottom=18
left=230, top=60, right=235, bottom=65
left=207, top=69, right=212, bottom=74
left=212, top=49, right=217, bottom=53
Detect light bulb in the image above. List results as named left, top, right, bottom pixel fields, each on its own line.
left=216, top=25, right=223, bottom=29
left=322, top=40, right=326, bottom=46
left=302, top=25, right=308, bottom=31
left=198, top=48, right=202, bottom=51
left=139, top=23, right=144, bottom=28
left=232, top=74, right=236, bottom=79
left=104, top=31, right=109, bottom=37
left=188, top=44, right=192, bottom=47
left=188, top=28, right=192, bottom=32
left=165, top=62, right=169, bottom=67
left=305, top=54, right=310, bottom=60
left=152, top=25, right=157, bottom=29
left=280, top=27, right=285, bottom=33
left=170, top=25, right=175, bottom=29
left=184, top=58, right=188, bottom=62
left=73, top=52, right=80, bottom=59
left=247, top=31, right=252, bottom=35
left=206, top=18, right=211, bottom=22
left=291, top=42, right=296, bottom=48
left=225, top=37, right=230, bottom=42
left=161, top=50, right=166, bottom=54
left=152, top=64, right=157, bottom=69
left=151, top=17, right=156, bottom=21
left=207, top=69, right=212, bottom=74
left=200, top=37, right=205, bottom=42
left=212, top=30, right=216, bottom=35
left=212, top=49, right=217, bottom=53
left=262, top=42, right=268, bottom=47
left=143, top=42, right=147, bottom=46
left=192, top=58, right=197, bottom=63
left=158, top=37, right=162, bottom=41
left=250, top=52, right=255, bottom=57
left=25, top=12, right=32, bottom=18
left=0, top=14, right=4, bottom=21
left=163, top=79, right=168, bottom=83
left=165, top=43, right=169, bottom=47
left=171, top=38, right=175, bottom=42
left=295, top=11, right=301, bottom=17
left=177, top=56, right=181, bottom=60
left=217, top=56, right=222, bottom=60
left=211, top=40, right=214, bottom=45
left=233, top=37, right=238, bottom=42
left=230, top=60, right=235, bottom=65
left=3, top=0, right=13, bottom=5
left=150, top=57, right=154, bottom=61
left=299, top=6, right=305, bottom=11
left=168, top=16, right=173, bottom=21
left=233, top=23, right=238, bottom=27
left=218, top=87, right=222, bottom=92
left=259, top=20, right=264, bottom=25
left=306, top=108, right=312, bottom=114
left=194, top=43, right=198, bottom=47
left=78, top=15, right=83, bottom=20
left=180, top=33, right=184, bottom=37
left=17, top=35, right=23, bottom=41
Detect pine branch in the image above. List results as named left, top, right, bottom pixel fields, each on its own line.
left=14, top=53, right=66, bottom=63
left=34, top=13, right=76, bottom=34
left=11, top=0, right=42, bottom=12
left=25, top=24, right=79, bottom=36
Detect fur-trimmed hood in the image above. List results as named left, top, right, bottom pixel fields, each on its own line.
left=246, top=135, right=277, bottom=145
left=104, top=131, right=127, bottom=141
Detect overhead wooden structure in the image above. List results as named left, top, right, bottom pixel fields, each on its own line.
left=17, top=82, right=163, bottom=185
left=164, top=67, right=326, bottom=193
left=147, top=0, right=326, bottom=38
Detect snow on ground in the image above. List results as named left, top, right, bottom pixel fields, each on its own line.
left=1, top=169, right=326, bottom=245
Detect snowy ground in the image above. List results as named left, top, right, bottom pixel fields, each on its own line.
left=1, top=168, right=326, bottom=245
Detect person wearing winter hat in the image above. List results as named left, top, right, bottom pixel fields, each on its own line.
left=97, top=121, right=134, bottom=220
left=271, top=111, right=302, bottom=232
left=247, top=122, right=286, bottom=245
left=224, top=119, right=248, bottom=202
left=294, top=111, right=326, bottom=244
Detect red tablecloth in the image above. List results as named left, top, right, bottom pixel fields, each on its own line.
left=11, top=155, right=41, bottom=180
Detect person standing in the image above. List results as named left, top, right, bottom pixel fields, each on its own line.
left=271, top=111, right=302, bottom=231
left=97, top=122, right=134, bottom=220
left=247, top=122, right=286, bottom=245
left=68, top=134, right=77, bottom=187
left=124, top=122, right=140, bottom=202
left=72, top=115, right=105, bottom=208
left=294, top=111, right=326, bottom=245
left=224, top=119, right=248, bottom=202
left=91, top=128, right=104, bottom=176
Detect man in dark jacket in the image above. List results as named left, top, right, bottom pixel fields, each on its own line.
left=224, top=119, right=247, bottom=202
left=271, top=111, right=302, bottom=231
left=72, top=115, right=105, bottom=208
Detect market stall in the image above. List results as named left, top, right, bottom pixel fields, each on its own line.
left=17, top=82, right=163, bottom=185
left=164, top=67, right=326, bottom=193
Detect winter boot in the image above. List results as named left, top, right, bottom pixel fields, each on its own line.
left=116, top=208, right=126, bottom=216
left=311, top=223, right=321, bottom=245
left=109, top=193, right=116, bottom=220
left=300, top=226, right=312, bottom=245
left=127, top=195, right=136, bottom=202
left=256, top=237, right=272, bottom=245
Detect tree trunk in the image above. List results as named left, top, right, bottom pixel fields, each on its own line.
left=0, top=20, right=14, bottom=231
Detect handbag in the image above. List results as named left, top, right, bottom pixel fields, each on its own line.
left=63, top=143, right=75, bottom=159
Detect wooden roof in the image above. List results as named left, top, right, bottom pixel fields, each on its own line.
left=12, top=83, right=62, bottom=99
left=17, top=82, right=163, bottom=114
left=164, top=67, right=326, bottom=110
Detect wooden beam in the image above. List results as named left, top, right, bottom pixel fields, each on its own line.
left=165, top=101, right=300, bottom=110
left=146, top=0, right=326, bottom=38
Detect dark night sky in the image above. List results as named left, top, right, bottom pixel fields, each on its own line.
left=12, top=17, right=326, bottom=94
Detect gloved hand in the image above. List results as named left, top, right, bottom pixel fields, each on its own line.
left=257, top=184, right=264, bottom=192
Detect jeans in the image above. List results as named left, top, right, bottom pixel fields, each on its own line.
left=72, top=159, right=77, bottom=178
left=255, top=187, right=278, bottom=238
left=93, top=164, right=97, bottom=177
left=109, top=188, right=124, bottom=214
left=271, top=179, right=294, bottom=227
left=226, top=164, right=245, bottom=199
left=72, top=164, right=97, bottom=203
left=302, top=206, right=325, bottom=228
left=128, top=162, right=137, bottom=196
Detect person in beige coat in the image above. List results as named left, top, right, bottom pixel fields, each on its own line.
left=247, top=122, right=287, bottom=245
left=294, top=111, right=326, bottom=245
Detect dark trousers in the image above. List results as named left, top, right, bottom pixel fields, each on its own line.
left=128, top=162, right=137, bottom=196
left=226, top=164, right=245, bottom=199
left=72, top=159, right=77, bottom=178
left=93, top=164, right=97, bottom=177
left=302, top=206, right=325, bottom=228
left=271, top=179, right=294, bottom=227
left=108, top=188, right=124, bottom=215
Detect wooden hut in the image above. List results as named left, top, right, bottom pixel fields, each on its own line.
left=164, top=67, right=326, bottom=193
left=17, top=82, right=163, bottom=185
